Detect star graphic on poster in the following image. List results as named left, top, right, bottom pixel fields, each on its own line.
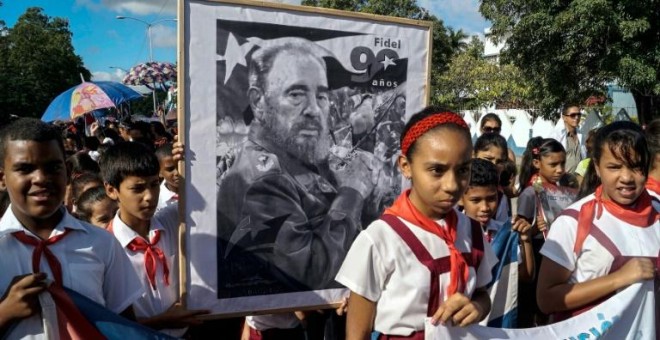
left=381, top=55, right=397, bottom=70
left=217, top=32, right=255, bottom=85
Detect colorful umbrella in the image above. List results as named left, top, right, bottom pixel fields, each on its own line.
left=42, top=81, right=143, bottom=122
left=123, top=61, right=177, bottom=88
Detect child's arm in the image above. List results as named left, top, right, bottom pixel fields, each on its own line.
left=0, top=274, right=47, bottom=335
left=536, top=256, right=656, bottom=314
left=346, top=292, right=376, bottom=340
left=138, top=302, right=209, bottom=330
left=430, top=288, right=490, bottom=327
left=511, top=216, right=535, bottom=282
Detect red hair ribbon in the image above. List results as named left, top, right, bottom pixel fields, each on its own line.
left=532, top=147, right=540, bottom=155
left=401, top=112, right=468, bottom=156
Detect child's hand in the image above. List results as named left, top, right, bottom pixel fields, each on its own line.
left=0, top=273, right=47, bottom=325
left=535, top=213, right=548, bottom=232
left=172, top=135, right=184, bottom=162
left=336, top=296, right=348, bottom=316
left=150, top=302, right=209, bottom=329
left=614, top=258, right=656, bottom=288
left=511, top=216, right=532, bottom=241
left=430, top=293, right=485, bottom=327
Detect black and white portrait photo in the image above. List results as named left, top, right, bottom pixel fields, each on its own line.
left=183, top=0, right=431, bottom=315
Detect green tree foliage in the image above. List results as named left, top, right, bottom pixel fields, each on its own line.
left=480, top=0, right=660, bottom=123
left=0, top=7, right=91, bottom=120
left=301, top=0, right=454, bottom=106
left=435, top=37, right=534, bottom=111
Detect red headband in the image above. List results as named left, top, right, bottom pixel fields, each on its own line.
left=401, top=112, right=469, bottom=156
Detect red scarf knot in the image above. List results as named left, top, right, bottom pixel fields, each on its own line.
left=12, top=229, right=72, bottom=286
left=384, top=190, right=469, bottom=296
left=401, top=112, right=468, bottom=156
left=127, top=229, right=170, bottom=290
left=575, top=186, right=658, bottom=253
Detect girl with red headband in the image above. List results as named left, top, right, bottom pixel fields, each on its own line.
left=536, top=121, right=659, bottom=337
left=336, top=107, right=497, bottom=339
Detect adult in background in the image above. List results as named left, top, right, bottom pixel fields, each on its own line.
left=480, top=113, right=515, bottom=164
left=550, top=104, right=586, bottom=173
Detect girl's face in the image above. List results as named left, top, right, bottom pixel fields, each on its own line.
left=595, top=143, right=646, bottom=205
left=475, top=146, right=505, bottom=176
left=399, top=128, right=472, bottom=220
left=533, top=151, right=566, bottom=184
left=88, top=198, right=118, bottom=228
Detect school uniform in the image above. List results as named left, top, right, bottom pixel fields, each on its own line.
left=335, top=211, right=497, bottom=336
left=108, top=204, right=183, bottom=337
left=647, top=177, right=660, bottom=200
left=493, top=191, right=511, bottom=228
left=540, top=193, right=659, bottom=327
left=156, top=181, right=178, bottom=212
left=245, top=314, right=304, bottom=340
left=0, top=206, right=143, bottom=340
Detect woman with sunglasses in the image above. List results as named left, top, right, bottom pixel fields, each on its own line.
left=550, top=104, right=587, bottom=174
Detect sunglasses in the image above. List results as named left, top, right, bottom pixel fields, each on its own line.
left=563, top=113, right=582, bottom=119
left=482, top=126, right=501, bottom=133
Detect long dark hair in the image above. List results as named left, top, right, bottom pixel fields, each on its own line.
left=518, top=137, right=565, bottom=189
left=577, top=121, right=649, bottom=199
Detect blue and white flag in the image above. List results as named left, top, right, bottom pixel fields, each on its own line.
left=481, top=220, right=519, bottom=328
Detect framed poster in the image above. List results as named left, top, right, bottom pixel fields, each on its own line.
left=180, top=0, right=432, bottom=316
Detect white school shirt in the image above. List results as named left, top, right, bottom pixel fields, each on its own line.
left=109, top=204, right=183, bottom=337
left=335, top=211, right=497, bottom=336
left=246, top=313, right=300, bottom=331
left=540, top=194, right=660, bottom=284
left=0, top=206, right=143, bottom=340
left=156, top=181, right=178, bottom=212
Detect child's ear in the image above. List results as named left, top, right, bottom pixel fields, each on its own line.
left=0, top=167, right=6, bottom=191
left=532, top=159, right=541, bottom=170
left=398, top=155, right=412, bottom=180
left=104, top=182, right=120, bottom=201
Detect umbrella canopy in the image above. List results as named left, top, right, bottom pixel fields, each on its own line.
left=42, top=81, right=143, bottom=122
left=123, top=61, right=177, bottom=87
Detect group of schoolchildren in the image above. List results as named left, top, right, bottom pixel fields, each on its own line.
left=0, top=107, right=658, bottom=340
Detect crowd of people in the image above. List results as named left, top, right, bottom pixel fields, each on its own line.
left=0, top=102, right=658, bottom=340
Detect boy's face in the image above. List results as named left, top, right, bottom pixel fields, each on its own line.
left=106, top=175, right=160, bottom=225
left=159, top=156, right=179, bottom=191
left=0, top=140, right=67, bottom=222
left=461, top=185, right=498, bottom=226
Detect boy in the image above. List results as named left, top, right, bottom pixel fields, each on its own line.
left=155, top=143, right=179, bottom=211
left=99, top=141, right=206, bottom=337
left=461, top=158, right=535, bottom=281
left=0, top=118, right=143, bottom=339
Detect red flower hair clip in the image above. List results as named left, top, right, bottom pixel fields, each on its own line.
left=532, top=147, right=540, bottom=155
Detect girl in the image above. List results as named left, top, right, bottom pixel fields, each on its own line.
left=336, top=108, right=497, bottom=339
left=70, top=172, right=103, bottom=212
left=536, top=122, right=658, bottom=338
left=515, top=137, right=568, bottom=327
left=473, top=133, right=511, bottom=225
left=75, top=186, right=118, bottom=228
left=646, top=119, right=660, bottom=199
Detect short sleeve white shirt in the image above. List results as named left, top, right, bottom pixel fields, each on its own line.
left=109, top=204, right=181, bottom=336
left=246, top=313, right=300, bottom=331
left=335, top=212, right=497, bottom=336
left=0, top=206, right=143, bottom=340
left=540, top=194, right=660, bottom=284
left=156, top=181, right=178, bottom=212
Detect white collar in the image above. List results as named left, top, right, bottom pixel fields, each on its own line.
left=110, top=212, right=166, bottom=248
left=160, top=181, right=178, bottom=201
left=0, top=205, right=88, bottom=239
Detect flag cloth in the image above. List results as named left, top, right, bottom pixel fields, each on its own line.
left=20, top=286, right=177, bottom=340
left=480, top=220, right=519, bottom=328
left=429, top=280, right=656, bottom=339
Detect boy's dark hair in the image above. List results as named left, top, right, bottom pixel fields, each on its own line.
left=71, top=172, right=103, bottom=202
left=99, top=141, right=160, bottom=188
left=155, top=143, right=173, bottom=161
left=499, top=159, right=517, bottom=187
left=474, top=133, right=508, bottom=158
left=66, top=152, right=100, bottom=178
left=132, top=137, right=156, bottom=153
left=401, top=106, right=470, bottom=159
left=0, top=118, right=65, bottom=164
left=469, top=158, right=499, bottom=188
left=76, top=186, right=111, bottom=223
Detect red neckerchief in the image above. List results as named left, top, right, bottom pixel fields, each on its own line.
left=384, top=190, right=467, bottom=296
left=646, top=176, right=660, bottom=195
left=575, top=186, right=659, bottom=253
left=127, top=230, right=170, bottom=290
